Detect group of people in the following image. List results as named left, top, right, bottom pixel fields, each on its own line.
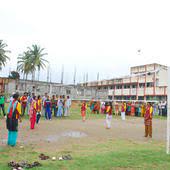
left=6, top=92, right=72, bottom=146
left=2, top=93, right=164, bottom=147
left=81, top=99, right=154, bottom=138
left=88, top=99, right=167, bottom=118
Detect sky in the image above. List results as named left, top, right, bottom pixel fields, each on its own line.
left=0, top=0, right=170, bottom=84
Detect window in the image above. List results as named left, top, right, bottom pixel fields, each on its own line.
left=147, top=82, right=154, bottom=87
left=139, top=83, right=145, bottom=88
left=132, top=84, right=137, bottom=88
left=66, top=89, right=71, bottom=95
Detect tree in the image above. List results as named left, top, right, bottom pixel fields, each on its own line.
left=9, top=71, right=20, bottom=79
left=17, top=44, right=48, bottom=81
left=17, top=51, right=35, bottom=80
left=0, top=40, right=10, bottom=70
left=28, top=44, right=48, bottom=80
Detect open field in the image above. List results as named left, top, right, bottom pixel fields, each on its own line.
left=0, top=104, right=170, bottom=170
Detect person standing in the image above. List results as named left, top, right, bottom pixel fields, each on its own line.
left=20, top=92, right=27, bottom=116
left=131, top=102, right=135, bottom=116
left=26, top=93, right=32, bottom=115
left=153, top=103, right=157, bottom=116
left=29, top=96, right=38, bottom=129
left=36, top=95, right=42, bottom=124
left=94, top=101, right=100, bottom=114
left=44, top=96, right=52, bottom=120
left=64, top=96, right=72, bottom=117
left=81, top=101, right=87, bottom=122
left=57, top=98, right=63, bottom=118
left=90, top=98, right=95, bottom=113
left=121, top=102, right=126, bottom=120
left=127, top=102, right=131, bottom=116
left=158, top=102, right=162, bottom=116
left=101, top=102, right=105, bottom=114
left=105, top=102, right=113, bottom=129
left=144, top=103, right=153, bottom=138
left=51, top=95, right=57, bottom=117
left=141, top=103, right=146, bottom=117
left=42, top=93, right=48, bottom=117
left=161, top=101, right=167, bottom=116
left=0, top=93, right=6, bottom=118
left=6, top=93, right=21, bottom=146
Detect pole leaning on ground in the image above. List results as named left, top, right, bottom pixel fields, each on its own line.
left=166, top=67, right=170, bottom=154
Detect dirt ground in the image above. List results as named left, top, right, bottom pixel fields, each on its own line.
left=0, top=116, right=167, bottom=153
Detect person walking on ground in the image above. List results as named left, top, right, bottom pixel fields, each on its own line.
left=6, top=93, right=22, bottom=146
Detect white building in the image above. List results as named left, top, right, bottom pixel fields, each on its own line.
left=79, top=63, right=168, bottom=101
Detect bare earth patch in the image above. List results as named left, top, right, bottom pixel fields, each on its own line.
left=0, top=116, right=166, bottom=153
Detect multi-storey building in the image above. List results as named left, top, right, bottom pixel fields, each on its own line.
left=79, top=63, right=168, bottom=101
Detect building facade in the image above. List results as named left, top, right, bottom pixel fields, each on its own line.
left=0, top=63, right=168, bottom=101
left=79, top=63, right=168, bottom=101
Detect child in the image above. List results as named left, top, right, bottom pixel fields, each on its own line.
left=105, top=102, right=112, bottom=129
left=81, top=101, right=87, bottom=122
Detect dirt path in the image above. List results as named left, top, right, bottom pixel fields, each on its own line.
left=0, top=117, right=166, bottom=152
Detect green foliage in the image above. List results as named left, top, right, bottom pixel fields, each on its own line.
left=8, top=71, right=20, bottom=79
left=0, top=40, right=10, bottom=70
left=17, top=44, right=48, bottom=80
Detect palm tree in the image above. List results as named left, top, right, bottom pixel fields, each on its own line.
left=0, top=40, right=10, bottom=70
left=17, top=51, right=36, bottom=91
left=28, top=44, right=48, bottom=81
left=17, top=44, right=48, bottom=81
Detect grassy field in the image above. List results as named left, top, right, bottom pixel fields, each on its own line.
left=0, top=102, right=169, bottom=170
left=0, top=139, right=170, bottom=170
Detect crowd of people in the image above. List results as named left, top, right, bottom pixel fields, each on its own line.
left=81, top=99, right=168, bottom=138
left=4, top=92, right=72, bottom=146
left=0, top=93, right=168, bottom=147
left=87, top=99, right=167, bottom=117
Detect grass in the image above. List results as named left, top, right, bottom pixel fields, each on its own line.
left=0, top=102, right=169, bottom=169
left=0, top=140, right=170, bottom=170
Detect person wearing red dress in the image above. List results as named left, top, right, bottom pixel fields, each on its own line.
left=20, top=92, right=27, bottom=116
left=81, top=101, right=87, bottom=122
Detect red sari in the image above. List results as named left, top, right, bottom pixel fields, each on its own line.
left=131, top=104, right=135, bottom=116
left=29, top=99, right=37, bottom=129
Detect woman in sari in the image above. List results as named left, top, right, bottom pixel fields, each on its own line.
left=81, top=101, right=87, bottom=122
left=144, top=103, right=153, bottom=138
left=105, top=102, right=113, bottom=129
left=6, top=93, right=21, bottom=146
left=29, top=96, right=37, bottom=129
